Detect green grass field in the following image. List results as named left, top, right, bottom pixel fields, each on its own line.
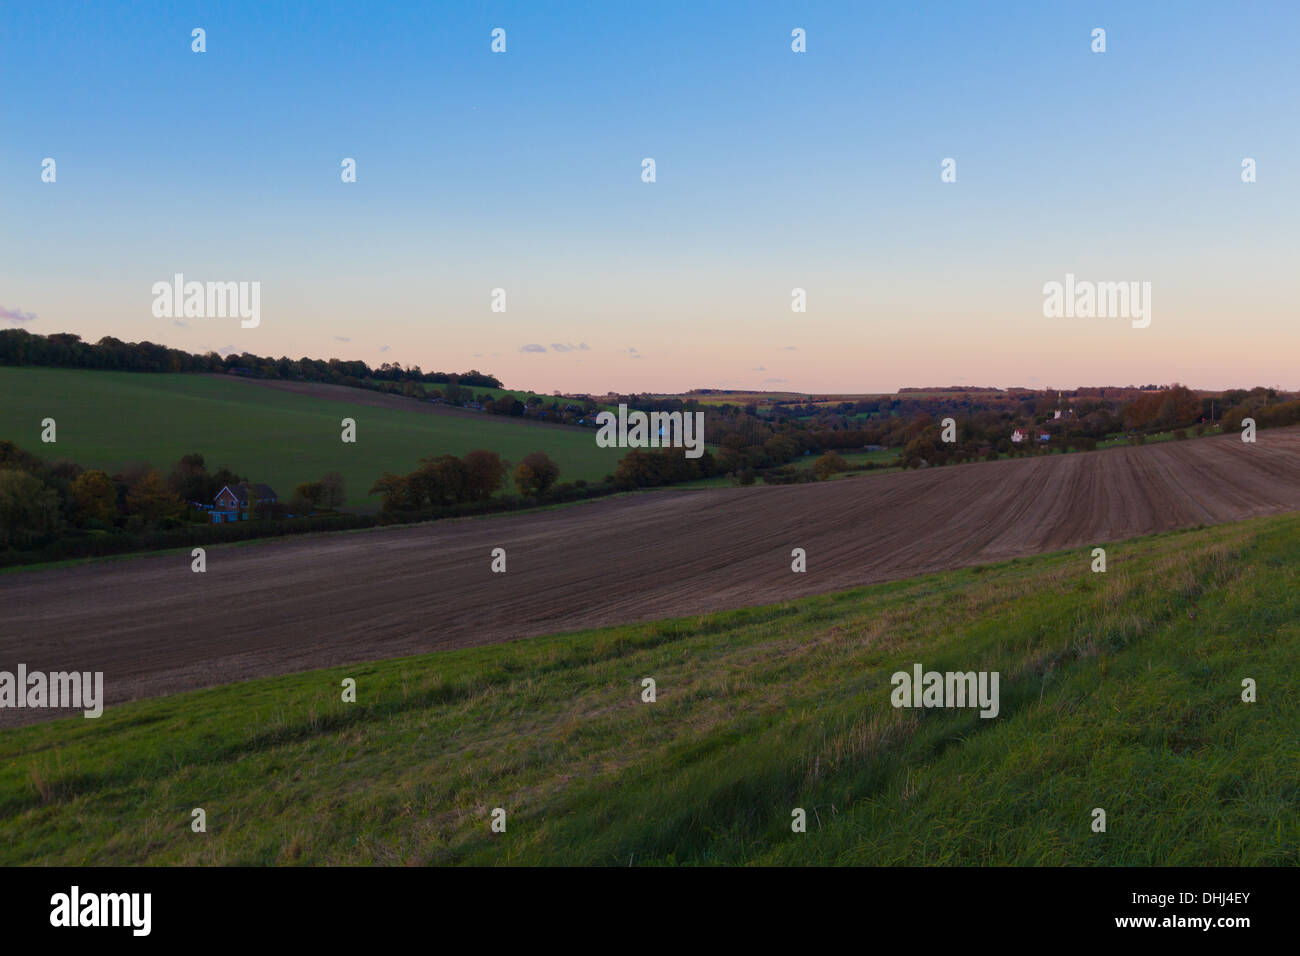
left=2, top=510, right=1296, bottom=865
left=676, top=449, right=901, bottom=489
left=789, top=447, right=900, bottom=470
left=0, top=367, right=625, bottom=508
left=1096, top=427, right=1222, bottom=449
left=428, top=382, right=616, bottom=413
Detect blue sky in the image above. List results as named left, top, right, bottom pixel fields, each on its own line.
left=3, top=1, right=1296, bottom=393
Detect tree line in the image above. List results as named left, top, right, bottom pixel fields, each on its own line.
left=0, top=441, right=344, bottom=552
left=0, top=329, right=501, bottom=388
left=369, top=450, right=567, bottom=518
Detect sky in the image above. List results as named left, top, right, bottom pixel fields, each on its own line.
left=2, top=1, right=1297, bottom=395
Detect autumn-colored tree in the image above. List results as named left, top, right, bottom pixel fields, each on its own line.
left=0, top=440, right=43, bottom=473
left=369, top=473, right=414, bottom=513
left=902, top=436, right=938, bottom=468
left=0, top=469, right=61, bottom=546
left=460, top=450, right=507, bottom=501
left=167, top=452, right=210, bottom=503
left=411, top=455, right=465, bottom=507
left=126, top=469, right=182, bottom=522
left=612, top=447, right=715, bottom=489
left=1123, top=385, right=1200, bottom=431
left=514, top=452, right=559, bottom=496
left=70, top=469, right=118, bottom=525
left=295, top=480, right=323, bottom=506
left=812, top=451, right=850, bottom=480
left=317, top=472, right=346, bottom=510
left=442, top=383, right=470, bottom=405
left=613, top=449, right=654, bottom=489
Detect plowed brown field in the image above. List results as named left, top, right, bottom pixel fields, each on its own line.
left=4, top=427, right=1299, bottom=724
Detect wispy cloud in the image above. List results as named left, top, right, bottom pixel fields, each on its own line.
left=0, top=305, right=37, bottom=325
left=518, top=342, right=592, bottom=355
left=378, top=344, right=390, bottom=353
left=780, top=346, right=797, bottom=351
left=172, top=320, right=187, bottom=328
left=333, top=335, right=351, bottom=343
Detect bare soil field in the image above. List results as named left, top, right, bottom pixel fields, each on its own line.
left=4, top=427, right=1299, bottom=725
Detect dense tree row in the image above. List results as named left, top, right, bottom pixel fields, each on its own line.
left=0, top=441, right=341, bottom=551
left=370, top=443, right=724, bottom=517
left=611, top=381, right=1293, bottom=480
left=1222, top=396, right=1300, bottom=432
left=0, top=329, right=501, bottom=388
left=1, top=440, right=186, bottom=546
left=370, top=451, right=511, bottom=513
left=369, top=450, right=567, bottom=518
left=612, top=448, right=720, bottom=488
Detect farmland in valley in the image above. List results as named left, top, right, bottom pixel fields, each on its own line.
left=4, top=425, right=1299, bottom=721
left=0, top=367, right=624, bottom=508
